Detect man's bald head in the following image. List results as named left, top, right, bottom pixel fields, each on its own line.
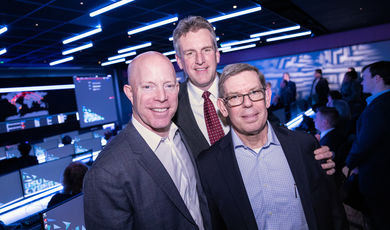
left=127, top=51, right=175, bottom=87
left=123, top=51, right=179, bottom=137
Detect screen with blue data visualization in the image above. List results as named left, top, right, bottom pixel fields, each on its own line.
left=73, top=75, right=118, bottom=128
left=42, top=194, right=85, bottom=230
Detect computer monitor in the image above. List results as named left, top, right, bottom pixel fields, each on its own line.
left=41, top=194, right=85, bottom=230
left=43, top=135, right=61, bottom=143
left=34, top=140, right=60, bottom=163
left=60, top=131, right=78, bottom=141
left=46, top=145, right=75, bottom=161
left=74, top=138, right=102, bottom=154
left=0, top=171, right=24, bottom=208
left=20, top=156, right=72, bottom=197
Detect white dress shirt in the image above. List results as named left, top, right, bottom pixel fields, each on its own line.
left=187, top=76, right=230, bottom=145
left=132, top=117, right=204, bottom=230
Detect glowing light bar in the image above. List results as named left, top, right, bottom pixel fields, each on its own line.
left=49, top=56, right=74, bottom=66
left=90, top=0, right=135, bottom=17
left=0, top=84, right=75, bottom=93
left=220, top=37, right=260, bottom=47
left=169, top=36, right=173, bottom=41
left=128, top=16, right=178, bottom=35
left=62, top=42, right=93, bottom=55
left=266, top=31, right=312, bottom=42
left=125, top=59, right=133, bottom=64
left=0, top=26, right=7, bottom=35
left=101, top=58, right=126, bottom=66
left=250, top=25, right=301, bottom=38
left=221, top=44, right=256, bottom=53
left=0, top=48, right=6, bottom=55
left=118, top=42, right=152, bottom=53
left=218, top=46, right=231, bottom=52
left=170, top=59, right=177, bottom=63
left=208, top=6, right=261, bottom=23
left=163, top=50, right=176, bottom=56
left=63, top=27, right=102, bottom=44
left=108, top=51, right=136, bottom=61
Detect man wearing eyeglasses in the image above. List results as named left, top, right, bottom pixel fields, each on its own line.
left=196, top=63, right=348, bottom=230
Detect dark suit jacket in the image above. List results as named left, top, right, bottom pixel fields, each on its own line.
left=346, top=91, right=390, bottom=197
left=197, top=124, right=348, bottom=230
left=173, top=82, right=211, bottom=158
left=310, top=77, right=329, bottom=108
left=83, top=123, right=212, bottom=230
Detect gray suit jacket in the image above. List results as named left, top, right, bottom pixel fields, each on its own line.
left=83, top=122, right=212, bottom=230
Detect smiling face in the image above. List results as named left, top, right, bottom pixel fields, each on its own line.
left=176, top=28, right=220, bottom=91
left=124, top=52, right=179, bottom=137
left=217, top=70, right=271, bottom=138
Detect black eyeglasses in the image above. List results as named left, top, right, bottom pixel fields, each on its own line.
left=223, top=89, right=265, bottom=107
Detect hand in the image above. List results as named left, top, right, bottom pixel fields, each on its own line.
left=314, top=146, right=336, bottom=175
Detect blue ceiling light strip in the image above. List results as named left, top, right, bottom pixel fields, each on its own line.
left=49, top=56, right=74, bottom=66
left=62, top=42, right=93, bottom=55
left=63, top=27, right=102, bottom=44
left=250, top=25, right=301, bottom=38
left=0, top=48, right=6, bottom=56
left=266, top=31, right=312, bottom=42
left=207, top=6, right=261, bottom=23
left=220, top=37, right=260, bottom=47
left=101, top=58, right=126, bottom=66
left=108, top=51, right=136, bottom=61
left=127, top=16, right=178, bottom=35
left=0, top=26, right=8, bottom=35
left=118, top=42, right=152, bottom=54
left=221, top=43, right=256, bottom=53
left=163, top=50, right=176, bottom=56
left=90, top=0, right=135, bottom=17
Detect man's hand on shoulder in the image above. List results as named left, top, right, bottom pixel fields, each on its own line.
left=314, top=146, right=336, bottom=175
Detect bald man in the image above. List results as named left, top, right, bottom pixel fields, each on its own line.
left=83, top=52, right=211, bottom=230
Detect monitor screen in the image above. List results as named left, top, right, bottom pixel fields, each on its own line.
left=20, top=156, right=72, bottom=197
left=74, top=132, right=93, bottom=142
left=34, top=140, right=60, bottom=163
left=0, top=77, right=78, bottom=134
left=42, top=194, right=85, bottom=230
left=46, top=145, right=75, bottom=161
left=0, top=171, right=24, bottom=208
left=0, top=147, right=6, bottom=160
left=75, top=138, right=102, bottom=154
left=73, top=75, right=118, bottom=128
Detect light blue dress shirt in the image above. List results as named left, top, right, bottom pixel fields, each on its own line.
left=232, top=121, right=308, bottom=230
left=366, top=88, right=390, bottom=105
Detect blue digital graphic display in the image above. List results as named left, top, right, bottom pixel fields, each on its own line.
left=73, top=75, right=118, bottom=128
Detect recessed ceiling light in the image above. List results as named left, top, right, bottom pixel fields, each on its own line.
left=35, top=23, right=39, bottom=27
left=80, top=2, right=84, bottom=5
left=233, top=5, right=237, bottom=9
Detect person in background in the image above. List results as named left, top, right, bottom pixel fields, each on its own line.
left=346, top=61, right=390, bottom=230
left=278, top=72, right=296, bottom=121
left=309, top=69, right=329, bottom=109
left=47, top=161, right=88, bottom=208
left=17, top=142, right=38, bottom=169
left=61, top=135, right=72, bottom=145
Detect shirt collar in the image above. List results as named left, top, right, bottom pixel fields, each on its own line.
left=232, top=121, right=280, bottom=152
left=132, top=115, right=178, bottom=152
left=187, top=75, right=220, bottom=105
left=320, top=128, right=334, bottom=139
left=366, top=88, right=390, bottom=105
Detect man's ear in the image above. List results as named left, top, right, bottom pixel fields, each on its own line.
left=265, top=87, right=272, bottom=109
left=175, top=54, right=184, bottom=70
left=217, top=98, right=229, bottom=118
left=123, top=84, right=134, bottom=105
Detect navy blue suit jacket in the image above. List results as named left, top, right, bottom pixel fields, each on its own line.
left=83, top=122, right=212, bottom=230
left=197, top=124, right=348, bottom=230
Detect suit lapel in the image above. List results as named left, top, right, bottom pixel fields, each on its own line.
left=176, top=82, right=210, bottom=157
left=215, top=133, right=258, bottom=230
left=125, top=123, right=196, bottom=225
left=272, top=125, right=318, bottom=230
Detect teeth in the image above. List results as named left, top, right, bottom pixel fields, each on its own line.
left=152, top=108, right=168, bottom=112
left=196, top=68, right=206, bottom=71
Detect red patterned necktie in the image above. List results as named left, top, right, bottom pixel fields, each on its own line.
left=202, top=91, right=225, bottom=145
